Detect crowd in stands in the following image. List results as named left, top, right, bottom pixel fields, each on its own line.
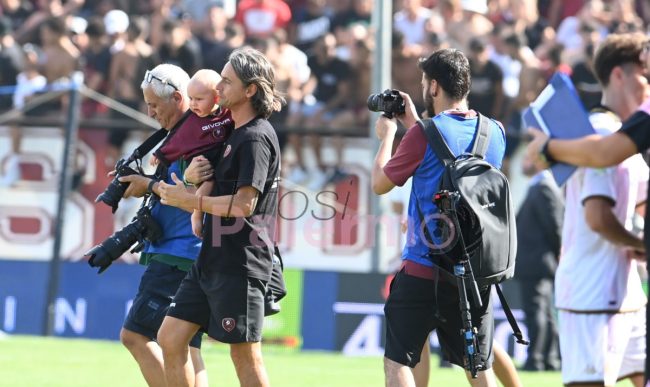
left=0, top=0, right=649, bottom=188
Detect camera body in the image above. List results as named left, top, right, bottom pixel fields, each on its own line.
left=367, top=89, right=406, bottom=118
left=86, top=205, right=163, bottom=273
left=95, top=157, right=139, bottom=213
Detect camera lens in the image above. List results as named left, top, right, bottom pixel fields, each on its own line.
left=367, top=94, right=383, bottom=112
left=85, top=220, right=143, bottom=272
left=95, top=178, right=129, bottom=213
left=86, top=207, right=163, bottom=273
left=95, top=165, right=138, bottom=213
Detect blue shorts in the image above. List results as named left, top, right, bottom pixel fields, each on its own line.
left=123, top=260, right=202, bottom=348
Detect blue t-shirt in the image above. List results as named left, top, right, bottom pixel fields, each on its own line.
left=403, top=113, right=506, bottom=267
left=143, top=159, right=201, bottom=260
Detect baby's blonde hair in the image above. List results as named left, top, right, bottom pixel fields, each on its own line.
left=190, top=69, right=221, bottom=90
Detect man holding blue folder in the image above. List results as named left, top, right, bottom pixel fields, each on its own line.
left=529, top=33, right=648, bottom=387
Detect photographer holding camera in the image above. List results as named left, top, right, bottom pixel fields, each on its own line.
left=370, top=49, right=506, bottom=387
left=105, top=64, right=207, bottom=387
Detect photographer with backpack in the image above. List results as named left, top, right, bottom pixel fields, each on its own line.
left=371, top=48, right=509, bottom=387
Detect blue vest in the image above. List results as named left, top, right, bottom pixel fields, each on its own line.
left=144, top=159, right=201, bottom=260
left=403, top=112, right=506, bottom=266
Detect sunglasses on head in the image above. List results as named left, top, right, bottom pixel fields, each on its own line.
left=144, top=70, right=179, bottom=91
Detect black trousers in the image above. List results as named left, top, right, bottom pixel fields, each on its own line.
left=519, top=277, right=560, bottom=371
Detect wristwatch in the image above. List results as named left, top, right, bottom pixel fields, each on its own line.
left=147, top=179, right=157, bottom=195
left=541, top=139, right=557, bottom=165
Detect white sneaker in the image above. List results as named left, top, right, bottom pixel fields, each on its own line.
left=0, top=154, right=20, bottom=187
left=307, top=169, right=328, bottom=191
left=287, top=167, right=308, bottom=184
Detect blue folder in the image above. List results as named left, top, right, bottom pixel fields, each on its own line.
left=523, top=72, right=596, bottom=186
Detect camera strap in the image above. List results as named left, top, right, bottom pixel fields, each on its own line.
left=130, top=128, right=168, bottom=161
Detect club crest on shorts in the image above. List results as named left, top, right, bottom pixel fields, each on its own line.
left=223, top=144, right=232, bottom=157
left=222, top=317, right=236, bottom=332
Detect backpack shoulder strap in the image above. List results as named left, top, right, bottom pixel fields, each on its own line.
left=471, top=113, right=491, bottom=159
left=495, top=283, right=530, bottom=345
left=417, top=118, right=455, bottom=165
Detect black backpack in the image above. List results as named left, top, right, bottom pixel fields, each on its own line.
left=416, top=113, right=517, bottom=285
left=415, top=114, right=527, bottom=350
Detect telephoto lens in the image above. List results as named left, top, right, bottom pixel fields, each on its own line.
left=85, top=207, right=163, bottom=273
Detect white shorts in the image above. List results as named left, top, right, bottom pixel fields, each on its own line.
left=558, top=308, right=645, bottom=386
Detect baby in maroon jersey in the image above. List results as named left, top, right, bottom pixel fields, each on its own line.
left=152, top=69, right=234, bottom=237
left=185, top=69, right=233, bottom=238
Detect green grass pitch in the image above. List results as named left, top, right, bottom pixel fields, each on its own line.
left=0, top=335, right=636, bottom=386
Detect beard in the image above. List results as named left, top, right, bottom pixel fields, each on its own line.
left=424, top=91, right=435, bottom=118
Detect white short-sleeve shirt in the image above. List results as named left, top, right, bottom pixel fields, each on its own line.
left=555, top=111, right=648, bottom=312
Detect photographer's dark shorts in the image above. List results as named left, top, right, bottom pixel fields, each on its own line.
left=167, top=265, right=266, bottom=343
left=384, top=266, right=494, bottom=370
left=124, top=260, right=202, bottom=348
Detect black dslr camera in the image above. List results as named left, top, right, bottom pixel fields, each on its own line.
left=367, top=89, right=405, bottom=118
left=96, top=128, right=168, bottom=213
left=86, top=201, right=163, bottom=274
left=96, top=156, right=141, bottom=213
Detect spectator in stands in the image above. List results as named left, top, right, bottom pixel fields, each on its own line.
left=555, top=0, right=609, bottom=66
left=181, top=0, right=225, bottom=35
left=488, top=25, right=522, bottom=117
left=14, top=0, right=84, bottom=45
left=610, top=0, right=644, bottom=33
left=80, top=18, right=111, bottom=116
left=502, top=30, right=545, bottom=177
left=329, top=36, right=372, bottom=133
left=330, top=0, right=371, bottom=36
left=104, top=9, right=128, bottom=55
left=287, top=33, right=351, bottom=190
left=0, top=0, right=33, bottom=34
left=1, top=42, right=46, bottom=188
left=235, top=0, right=292, bottom=39
left=547, top=0, right=587, bottom=29
left=248, top=35, right=302, bottom=151
left=31, top=15, right=81, bottom=129
left=467, top=37, right=505, bottom=120
left=203, top=23, right=246, bottom=79
left=392, top=31, right=429, bottom=116
left=159, top=19, right=202, bottom=76
left=446, top=0, right=493, bottom=53
left=393, top=0, right=434, bottom=56
left=106, top=16, right=155, bottom=167
left=13, top=43, right=47, bottom=117
left=39, top=17, right=81, bottom=85
left=0, top=16, right=23, bottom=112
left=500, top=0, right=553, bottom=53
left=571, top=20, right=603, bottom=110
left=195, top=2, right=229, bottom=60
left=104, top=9, right=132, bottom=132
left=289, top=0, right=332, bottom=56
